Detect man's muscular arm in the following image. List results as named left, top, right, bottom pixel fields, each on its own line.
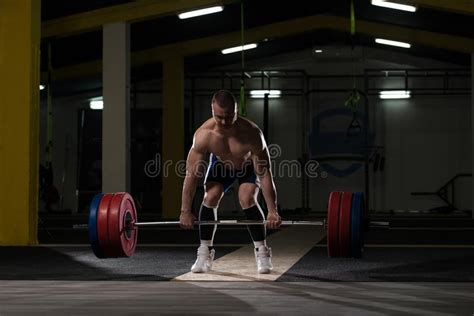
left=180, top=130, right=207, bottom=228
left=251, top=129, right=281, bottom=229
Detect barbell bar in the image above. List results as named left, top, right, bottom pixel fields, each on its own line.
left=75, top=219, right=389, bottom=229
left=135, top=220, right=325, bottom=227
left=74, top=220, right=325, bottom=229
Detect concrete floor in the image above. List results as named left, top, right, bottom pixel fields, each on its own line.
left=2, top=224, right=474, bottom=314
left=0, top=281, right=473, bottom=315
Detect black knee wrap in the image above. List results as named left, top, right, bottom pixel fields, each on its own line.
left=244, top=204, right=266, bottom=242
left=199, top=204, right=216, bottom=241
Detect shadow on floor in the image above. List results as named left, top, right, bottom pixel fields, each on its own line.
left=0, top=246, right=238, bottom=281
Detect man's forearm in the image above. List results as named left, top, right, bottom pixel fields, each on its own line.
left=260, top=172, right=278, bottom=213
left=181, top=176, right=197, bottom=213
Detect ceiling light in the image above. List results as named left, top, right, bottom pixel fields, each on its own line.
left=39, top=84, right=46, bottom=90
left=375, top=38, right=411, bottom=48
left=250, top=90, right=281, bottom=98
left=221, top=43, right=257, bottom=55
left=314, top=49, right=323, bottom=53
left=178, top=6, right=223, bottom=19
left=371, top=0, right=417, bottom=12
left=90, top=97, right=103, bottom=110
left=379, top=90, right=411, bottom=99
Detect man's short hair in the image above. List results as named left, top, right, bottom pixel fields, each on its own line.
left=212, top=90, right=236, bottom=108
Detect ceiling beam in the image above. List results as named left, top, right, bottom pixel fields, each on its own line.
left=42, top=0, right=236, bottom=39
left=356, top=19, right=474, bottom=53
left=43, top=15, right=474, bottom=82
left=134, top=15, right=474, bottom=60
left=397, top=0, right=474, bottom=15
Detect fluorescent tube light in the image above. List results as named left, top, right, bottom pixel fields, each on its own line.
left=250, top=90, right=281, bottom=98
left=371, top=0, right=417, bottom=12
left=178, top=6, right=223, bottom=19
left=375, top=38, right=411, bottom=48
left=221, top=43, right=257, bottom=55
left=90, top=97, right=104, bottom=110
left=379, top=90, right=411, bottom=99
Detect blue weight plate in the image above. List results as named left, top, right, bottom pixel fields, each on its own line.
left=89, top=193, right=104, bottom=258
left=350, top=192, right=364, bottom=258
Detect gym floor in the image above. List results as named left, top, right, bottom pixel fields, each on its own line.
left=1, top=218, right=474, bottom=315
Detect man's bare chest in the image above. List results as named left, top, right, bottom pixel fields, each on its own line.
left=209, top=135, right=252, bottom=162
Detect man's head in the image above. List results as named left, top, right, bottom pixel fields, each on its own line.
left=211, top=90, right=237, bottom=129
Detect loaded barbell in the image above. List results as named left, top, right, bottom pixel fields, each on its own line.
left=83, top=191, right=388, bottom=259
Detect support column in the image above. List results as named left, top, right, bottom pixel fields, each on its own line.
left=0, top=0, right=40, bottom=245
left=102, top=23, right=130, bottom=193
left=162, top=57, right=184, bottom=218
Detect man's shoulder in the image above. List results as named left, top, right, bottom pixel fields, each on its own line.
left=195, top=119, right=215, bottom=135
left=238, top=116, right=261, bottom=133
left=193, top=120, right=215, bottom=151
left=237, top=117, right=264, bottom=150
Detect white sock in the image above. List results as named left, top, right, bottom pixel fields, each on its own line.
left=200, top=240, right=213, bottom=247
left=254, top=240, right=266, bottom=249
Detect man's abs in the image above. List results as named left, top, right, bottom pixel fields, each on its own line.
left=210, top=151, right=252, bottom=170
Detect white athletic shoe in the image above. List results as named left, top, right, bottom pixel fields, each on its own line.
left=191, top=245, right=215, bottom=273
left=254, top=245, right=273, bottom=274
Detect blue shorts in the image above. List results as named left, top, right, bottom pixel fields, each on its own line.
left=204, top=153, right=258, bottom=192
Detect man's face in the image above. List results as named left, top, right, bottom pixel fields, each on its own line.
left=212, top=102, right=237, bottom=129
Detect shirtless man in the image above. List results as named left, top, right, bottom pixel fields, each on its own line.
left=179, top=90, right=282, bottom=274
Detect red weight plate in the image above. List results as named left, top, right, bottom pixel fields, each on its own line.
left=338, top=192, right=353, bottom=257
left=327, top=191, right=342, bottom=257
left=107, top=193, right=124, bottom=257
left=108, top=192, right=138, bottom=257
left=119, top=193, right=138, bottom=257
left=97, top=193, right=115, bottom=258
